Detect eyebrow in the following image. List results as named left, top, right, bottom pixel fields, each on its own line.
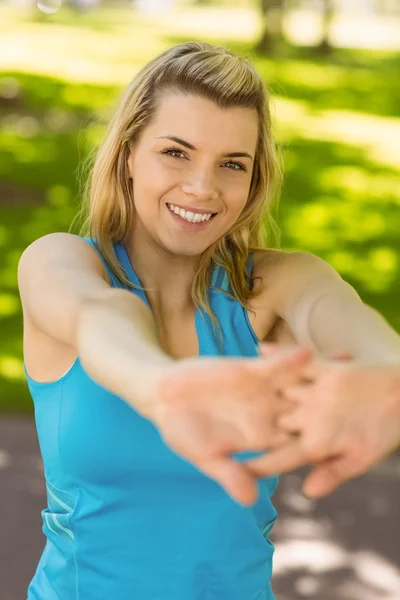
left=155, top=135, right=253, bottom=160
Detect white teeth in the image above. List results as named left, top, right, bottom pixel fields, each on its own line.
left=168, top=203, right=213, bottom=223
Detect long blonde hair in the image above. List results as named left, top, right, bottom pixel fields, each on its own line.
left=72, top=42, right=282, bottom=340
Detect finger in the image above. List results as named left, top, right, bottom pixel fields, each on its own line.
left=333, top=352, right=353, bottom=361
left=200, top=456, right=259, bottom=507
left=273, top=395, right=297, bottom=413
left=260, top=344, right=329, bottom=382
left=247, top=346, right=312, bottom=386
left=277, top=409, right=303, bottom=432
left=302, top=455, right=353, bottom=498
left=303, top=458, right=345, bottom=498
left=257, top=341, right=279, bottom=356
left=267, top=348, right=317, bottom=390
left=244, top=439, right=308, bottom=477
left=258, top=343, right=319, bottom=381
left=268, top=427, right=295, bottom=448
left=276, top=382, right=313, bottom=406
left=258, top=342, right=305, bottom=358
left=262, top=345, right=313, bottom=376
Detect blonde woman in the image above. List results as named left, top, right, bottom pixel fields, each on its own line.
left=18, top=42, right=400, bottom=600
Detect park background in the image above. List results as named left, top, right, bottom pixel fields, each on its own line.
left=0, top=0, right=399, bottom=599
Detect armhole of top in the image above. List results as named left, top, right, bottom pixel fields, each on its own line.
left=81, top=237, right=120, bottom=288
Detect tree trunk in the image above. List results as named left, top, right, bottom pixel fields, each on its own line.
left=316, top=0, right=335, bottom=55
left=256, top=0, right=285, bottom=54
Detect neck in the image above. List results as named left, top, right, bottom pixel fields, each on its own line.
left=124, top=226, right=203, bottom=313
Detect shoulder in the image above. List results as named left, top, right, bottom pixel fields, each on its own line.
left=251, top=249, right=343, bottom=313
left=252, top=248, right=341, bottom=283
left=251, top=248, right=290, bottom=286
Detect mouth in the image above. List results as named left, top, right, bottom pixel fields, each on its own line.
left=166, top=203, right=217, bottom=222
left=165, top=203, right=218, bottom=229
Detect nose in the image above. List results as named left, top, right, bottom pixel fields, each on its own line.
left=181, top=166, right=219, bottom=202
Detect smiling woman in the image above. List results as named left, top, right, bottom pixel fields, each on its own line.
left=19, top=41, right=302, bottom=600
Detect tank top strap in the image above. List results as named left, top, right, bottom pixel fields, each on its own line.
left=210, top=252, right=253, bottom=294
left=82, top=237, right=126, bottom=289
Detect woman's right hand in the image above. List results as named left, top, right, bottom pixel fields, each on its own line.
left=147, top=346, right=313, bottom=506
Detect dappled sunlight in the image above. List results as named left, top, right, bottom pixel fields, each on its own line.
left=275, top=99, right=400, bottom=169
left=0, top=224, right=9, bottom=248
left=313, top=110, right=400, bottom=169
left=285, top=9, right=400, bottom=51
left=0, top=293, right=20, bottom=318
left=274, top=60, right=345, bottom=91
left=272, top=536, right=400, bottom=599
left=47, top=184, right=72, bottom=208
left=0, top=17, right=161, bottom=85
left=318, top=166, right=400, bottom=206
left=327, top=248, right=398, bottom=294
left=271, top=468, right=400, bottom=599
left=253, top=54, right=400, bottom=119
left=140, top=6, right=260, bottom=42
left=285, top=201, right=397, bottom=293
left=274, top=537, right=347, bottom=573
left=0, top=355, right=24, bottom=381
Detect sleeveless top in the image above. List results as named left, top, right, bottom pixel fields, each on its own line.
left=24, top=236, right=280, bottom=600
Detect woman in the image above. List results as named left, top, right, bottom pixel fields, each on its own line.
left=18, top=42, right=400, bottom=599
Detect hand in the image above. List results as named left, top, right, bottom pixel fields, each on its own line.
left=148, top=346, right=314, bottom=506
left=244, top=344, right=400, bottom=498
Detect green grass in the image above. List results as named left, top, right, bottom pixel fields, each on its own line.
left=0, top=4, right=399, bottom=412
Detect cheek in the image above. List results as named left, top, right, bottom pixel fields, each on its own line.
left=226, top=186, right=250, bottom=216
left=132, top=166, right=171, bottom=211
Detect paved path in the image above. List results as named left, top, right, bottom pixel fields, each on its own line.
left=0, top=416, right=399, bottom=600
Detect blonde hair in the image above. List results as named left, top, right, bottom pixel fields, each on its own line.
left=72, top=42, right=282, bottom=344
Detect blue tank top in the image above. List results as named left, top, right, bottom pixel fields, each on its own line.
left=25, top=236, right=280, bottom=600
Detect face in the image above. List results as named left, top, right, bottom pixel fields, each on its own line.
left=127, top=92, right=258, bottom=258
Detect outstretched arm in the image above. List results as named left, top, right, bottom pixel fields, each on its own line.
left=271, top=251, right=400, bottom=365
left=246, top=251, right=400, bottom=496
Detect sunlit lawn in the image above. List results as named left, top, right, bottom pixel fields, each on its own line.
left=0, top=4, right=399, bottom=411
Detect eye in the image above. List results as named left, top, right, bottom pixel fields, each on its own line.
left=223, top=160, right=247, bottom=172
left=160, top=147, right=187, bottom=159
left=160, top=146, right=247, bottom=172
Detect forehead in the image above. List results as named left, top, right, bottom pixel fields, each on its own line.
left=147, top=92, right=258, bottom=149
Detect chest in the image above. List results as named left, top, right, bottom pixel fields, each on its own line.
left=152, top=301, right=294, bottom=361
left=153, top=250, right=296, bottom=360
left=154, top=307, right=200, bottom=360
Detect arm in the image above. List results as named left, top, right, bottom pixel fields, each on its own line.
left=274, top=251, right=400, bottom=365
left=18, top=233, right=173, bottom=418
left=243, top=251, right=400, bottom=495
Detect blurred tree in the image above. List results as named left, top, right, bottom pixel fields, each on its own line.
left=256, top=0, right=286, bottom=54
left=316, top=0, right=335, bottom=55
left=67, top=0, right=100, bottom=9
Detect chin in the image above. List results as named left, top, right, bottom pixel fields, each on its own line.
left=161, top=239, right=211, bottom=258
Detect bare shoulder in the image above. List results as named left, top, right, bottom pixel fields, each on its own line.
left=20, top=232, right=111, bottom=384
left=247, top=248, right=293, bottom=343
left=250, top=248, right=293, bottom=300
left=251, top=248, right=342, bottom=300
left=249, top=248, right=341, bottom=344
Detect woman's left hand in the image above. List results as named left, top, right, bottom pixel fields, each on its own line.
left=244, top=343, right=400, bottom=498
